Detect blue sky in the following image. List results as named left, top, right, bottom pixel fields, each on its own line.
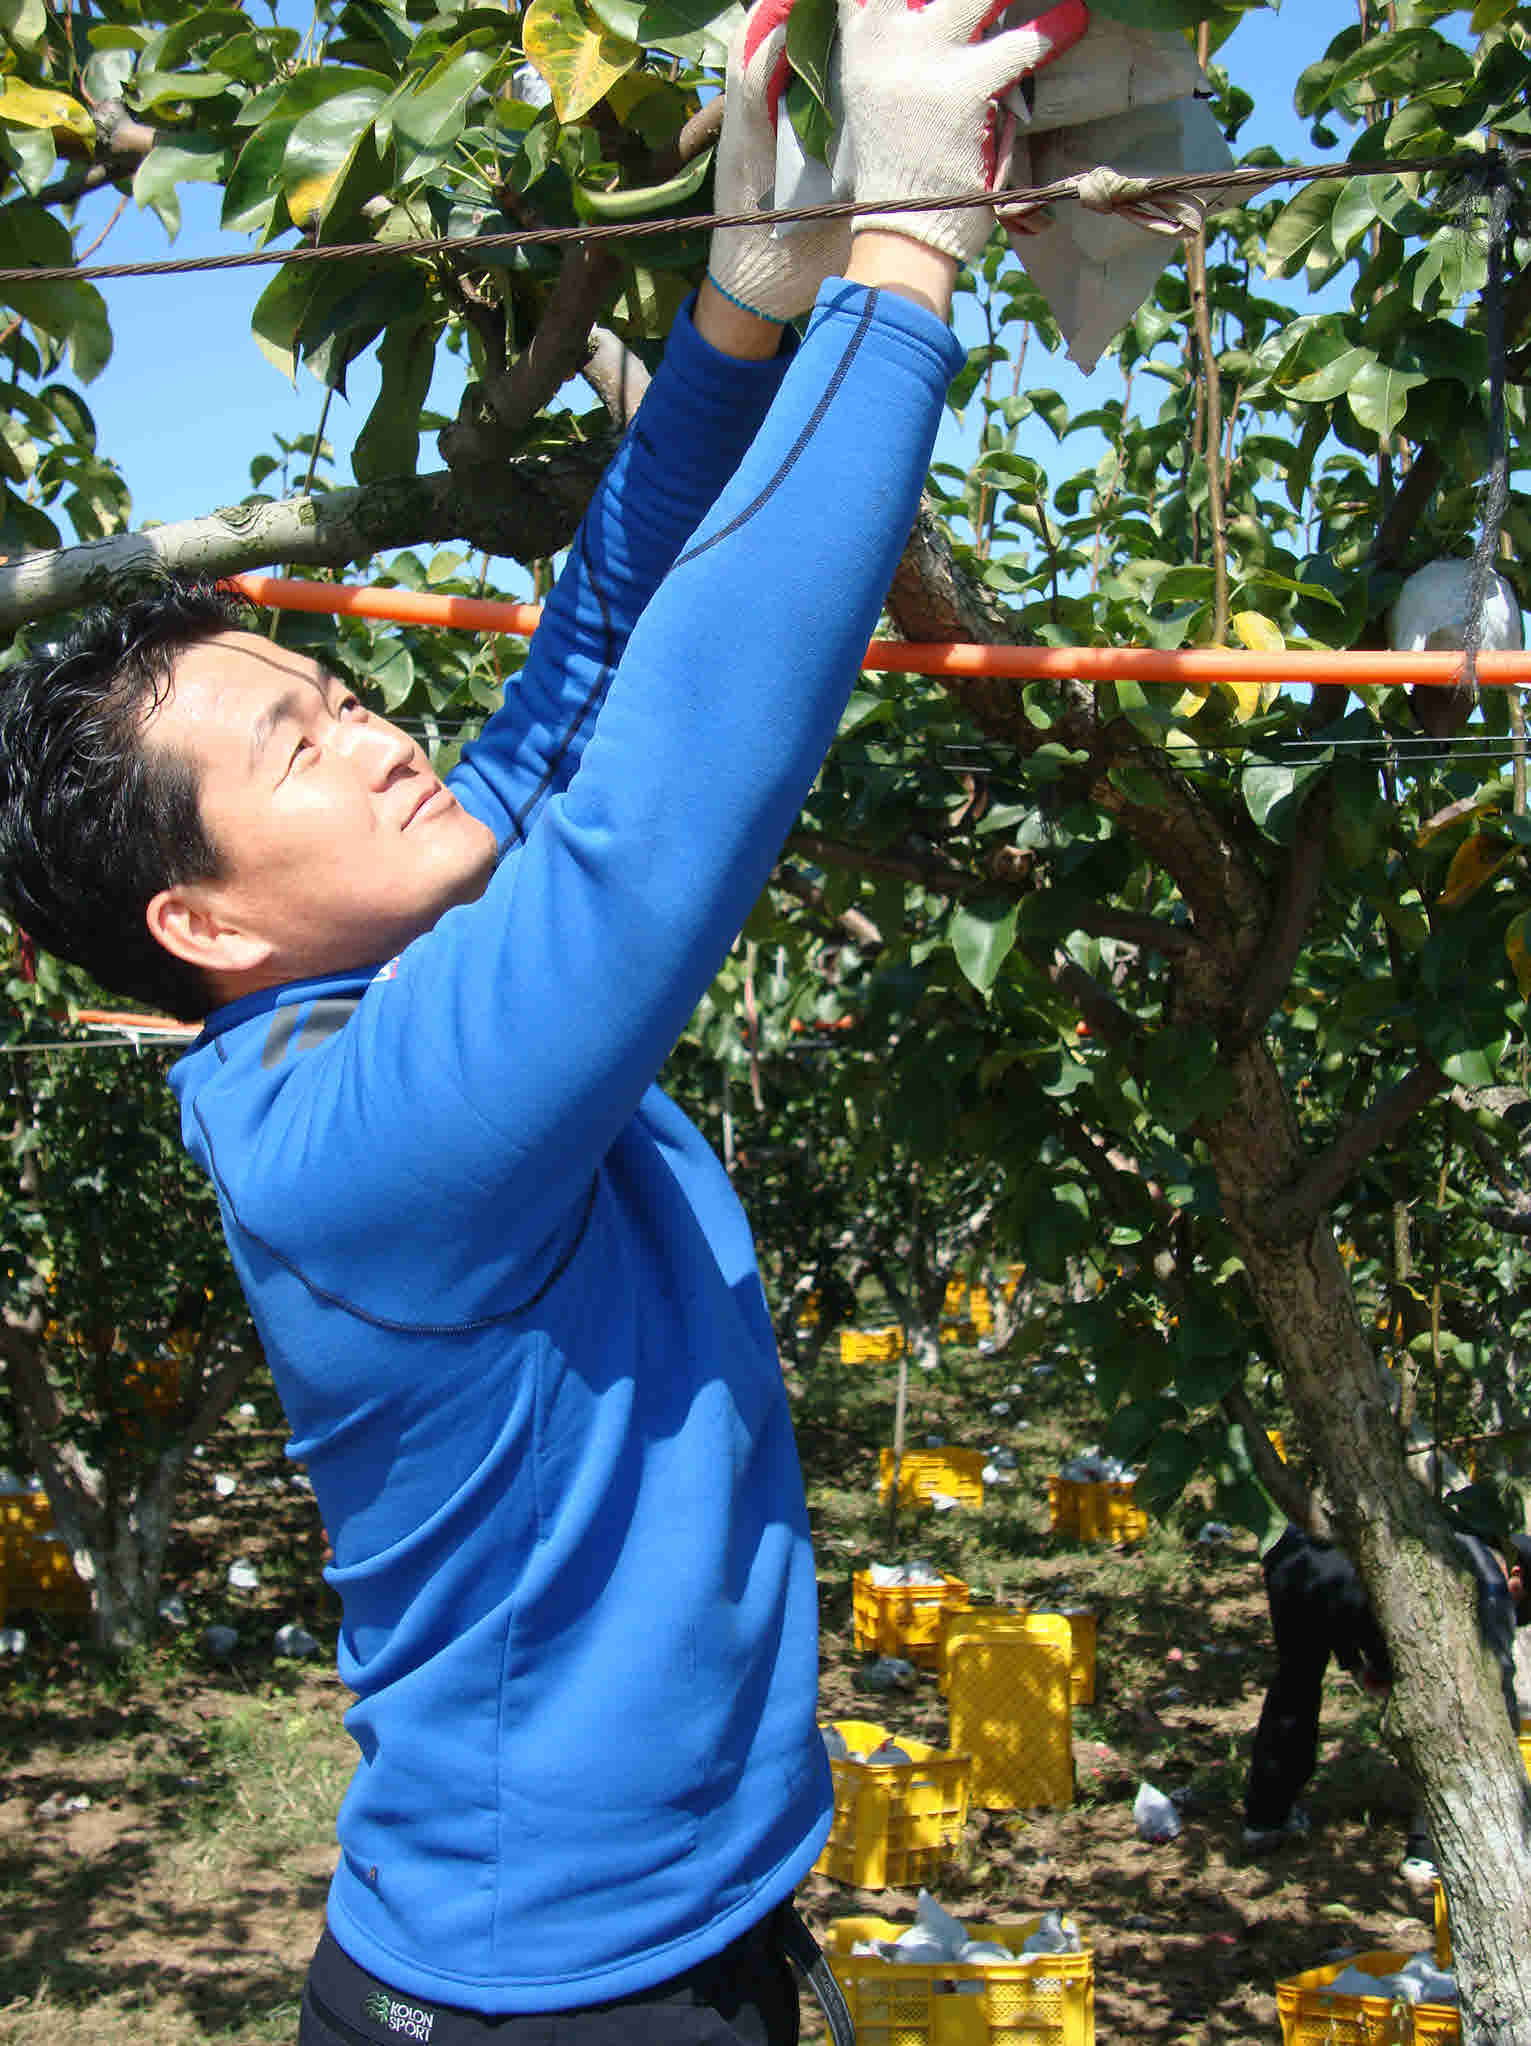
left=69, top=3, right=1355, bottom=537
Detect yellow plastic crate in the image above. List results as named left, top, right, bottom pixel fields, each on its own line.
left=1434, top=1883, right=1449, bottom=1971
left=2, top=1534, right=91, bottom=1615
left=940, top=1283, right=994, bottom=1333
left=853, top=1570, right=969, bottom=1668
left=947, top=1617, right=1073, bottom=1811
left=1046, top=1477, right=1082, bottom=1538
left=825, top=1914, right=1093, bottom=2046
left=0, top=1492, right=91, bottom=1616
left=814, top=1719, right=971, bottom=1889
left=1047, top=1476, right=1146, bottom=1546
left=1076, top=1481, right=1146, bottom=1545
left=879, top=1448, right=986, bottom=1511
left=1057, top=1610, right=1097, bottom=1705
left=936, top=1610, right=1096, bottom=1706
left=1276, top=1951, right=1457, bottom=2046
left=0, top=1490, right=51, bottom=1535
left=841, top=1327, right=905, bottom=1365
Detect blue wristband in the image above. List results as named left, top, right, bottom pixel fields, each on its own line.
left=704, top=270, right=791, bottom=326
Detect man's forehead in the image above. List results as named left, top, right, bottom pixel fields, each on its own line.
left=167, top=631, right=328, bottom=704
left=148, top=632, right=329, bottom=742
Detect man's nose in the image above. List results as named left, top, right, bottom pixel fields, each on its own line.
left=347, top=716, right=417, bottom=783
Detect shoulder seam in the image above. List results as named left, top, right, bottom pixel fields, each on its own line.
left=193, top=1091, right=597, bottom=1334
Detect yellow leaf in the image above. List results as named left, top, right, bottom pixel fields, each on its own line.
left=522, top=0, right=639, bottom=124
left=1232, top=610, right=1285, bottom=654
left=286, top=172, right=336, bottom=227
left=1222, top=676, right=1268, bottom=720
left=1507, top=912, right=1531, bottom=1001
left=0, top=79, right=94, bottom=140
left=1170, top=679, right=1212, bottom=719
left=1439, top=832, right=1511, bottom=910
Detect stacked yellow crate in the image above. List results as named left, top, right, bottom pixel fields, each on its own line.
left=878, top=1448, right=986, bottom=1510
left=851, top=1570, right=969, bottom=1669
left=840, top=1327, right=904, bottom=1365
left=1275, top=1953, right=1457, bottom=2045
left=825, top=1915, right=1094, bottom=2046
left=946, top=1615, right=1073, bottom=1810
left=813, top=1720, right=971, bottom=1889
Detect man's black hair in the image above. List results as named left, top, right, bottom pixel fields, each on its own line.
left=0, top=577, right=254, bottom=1021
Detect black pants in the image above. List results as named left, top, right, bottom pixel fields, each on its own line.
left=298, top=1904, right=802, bottom=2046
left=1243, top=1528, right=1392, bottom=1830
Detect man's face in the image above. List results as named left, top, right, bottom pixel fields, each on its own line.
left=144, top=631, right=498, bottom=993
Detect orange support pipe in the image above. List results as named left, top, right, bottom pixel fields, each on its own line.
left=229, top=574, right=1530, bottom=689
left=230, top=573, right=542, bottom=639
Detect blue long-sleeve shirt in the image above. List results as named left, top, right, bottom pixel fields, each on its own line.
left=170, top=280, right=963, bottom=2011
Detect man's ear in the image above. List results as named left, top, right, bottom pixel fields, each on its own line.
left=146, top=884, right=275, bottom=981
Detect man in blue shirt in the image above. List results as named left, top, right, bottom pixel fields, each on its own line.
left=0, top=1, right=1090, bottom=2036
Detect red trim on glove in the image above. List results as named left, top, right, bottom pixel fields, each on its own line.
left=742, top=0, right=797, bottom=70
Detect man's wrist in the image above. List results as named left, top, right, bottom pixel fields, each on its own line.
left=843, top=229, right=958, bottom=323
left=695, top=272, right=792, bottom=360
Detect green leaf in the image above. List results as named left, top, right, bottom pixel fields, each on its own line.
left=132, top=136, right=229, bottom=240
left=0, top=0, right=46, bottom=50
left=0, top=411, right=35, bottom=482
left=1243, top=763, right=1301, bottom=841
left=1261, top=182, right=1338, bottom=280
left=0, top=202, right=111, bottom=381
left=950, top=899, right=1019, bottom=993
left=249, top=260, right=309, bottom=380
left=1346, top=359, right=1428, bottom=438
left=2, top=122, right=55, bottom=196
left=785, top=0, right=835, bottom=107
left=1326, top=26, right=1472, bottom=104
left=1330, top=175, right=1389, bottom=258
left=584, top=0, right=744, bottom=63
left=1135, top=1428, right=1202, bottom=1519
left=368, top=641, right=416, bottom=712
left=392, top=40, right=501, bottom=152
left=282, top=78, right=392, bottom=228
left=130, top=67, right=236, bottom=110
left=221, top=116, right=300, bottom=236
left=1283, top=343, right=1375, bottom=404
left=0, top=481, right=57, bottom=551
left=352, top=316, right=439, bottom=482
left=574, top=145, right=711, bottom=219
left=784, top=76, right=831, bottom=166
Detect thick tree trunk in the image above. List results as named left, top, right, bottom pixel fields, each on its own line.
left=1203, top=1036, right=1531, bottom=2044
left=7, top=1326, right=258, bottom=1654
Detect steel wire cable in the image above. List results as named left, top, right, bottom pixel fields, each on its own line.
left=0, top=147, right=1524, bottom=289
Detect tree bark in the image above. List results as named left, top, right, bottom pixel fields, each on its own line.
left=1204, top=1034, right=1531, bottom=2044
left=0, top=450, right=612, bottom=635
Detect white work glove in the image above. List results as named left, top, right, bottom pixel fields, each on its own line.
left=828, top=0, right=1090, bottom=264
left=707, top=0, right=854, bottom=323
left=1000, top=11, right=1205, bottom=135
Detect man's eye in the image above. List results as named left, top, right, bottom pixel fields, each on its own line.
left=338, top=694, right=364, bottom=717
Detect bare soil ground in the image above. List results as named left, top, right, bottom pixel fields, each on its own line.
left=0, top=1350, right=1440, bottom=2044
